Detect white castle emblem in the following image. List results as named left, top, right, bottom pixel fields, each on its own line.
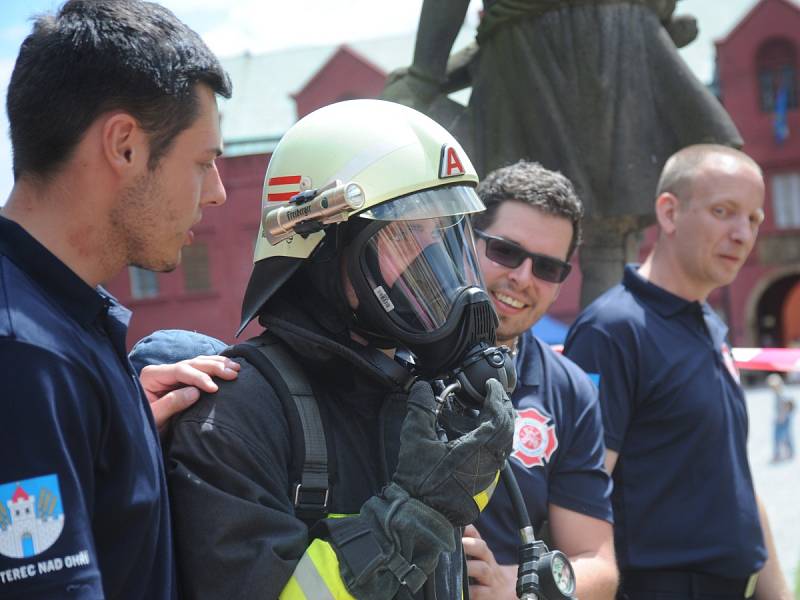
left=0, top=475, right=65, bottom=559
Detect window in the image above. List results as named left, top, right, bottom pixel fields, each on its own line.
left=182, top=243, right=212, bottom=292
left=128, top=267, right=159, bottom=299
left=757, top=38, right=798, bottom=112
left=772, top=172, right=800, bottom=229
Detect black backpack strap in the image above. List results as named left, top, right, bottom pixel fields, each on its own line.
left=222, top=334, right=330, bottom=522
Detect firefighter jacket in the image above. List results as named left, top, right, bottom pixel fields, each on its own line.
left=163, top=296, right=465, bottom=599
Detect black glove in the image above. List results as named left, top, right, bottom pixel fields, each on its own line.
left=324, top=378, right=514, bottom=598
left=393, top=378, right=515, bottom=526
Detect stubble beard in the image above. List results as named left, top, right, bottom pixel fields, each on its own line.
left=111, top=171, right=180, bottom=273
left=496, top=315, right=523, bottom=348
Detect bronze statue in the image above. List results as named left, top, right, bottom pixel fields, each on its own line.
left=383, top=0, right=742, bottom=306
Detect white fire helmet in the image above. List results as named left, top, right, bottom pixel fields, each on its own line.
left=239, top=99, right=485, bottom=339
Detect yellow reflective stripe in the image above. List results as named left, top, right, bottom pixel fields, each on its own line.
left=307, top=539, right=357, bottom=599
left=473, top=470, right=501, bottom=512
left=280, top=542, right=334, bottom=600
left=279, top=575, right=308, bottom=599
left=279, top=540, right=356, bottom=600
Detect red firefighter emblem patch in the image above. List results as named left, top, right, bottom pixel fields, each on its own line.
left=511, top=408, right=558, bottom=468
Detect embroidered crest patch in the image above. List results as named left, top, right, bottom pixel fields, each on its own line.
left=511, top=408, right=558, bottom=468
left=0, top=474, right=65, bottom=559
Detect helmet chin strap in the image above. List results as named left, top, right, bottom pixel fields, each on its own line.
left=349, top=317, right=398, bottom=350
left=353, top=343, right=416, bottom=392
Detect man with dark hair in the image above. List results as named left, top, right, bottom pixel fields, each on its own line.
left=0, top=1, right=235, bottom=598
left=7, top=0, right=231, bottom=182
left=464, top=161, right=617, bottom=600
left=472, top=160, right=584, bottom=268
left=565, top=145, right=791, bottom=600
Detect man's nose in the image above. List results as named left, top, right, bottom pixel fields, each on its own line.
left=204, top=164, right=227, bottom=207
left=507, top=256, right=535, bottom=285
left=730, top=215, right=756, bottom=245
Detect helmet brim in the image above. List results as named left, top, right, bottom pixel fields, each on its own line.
left=357, top=184, right=484, bottom=221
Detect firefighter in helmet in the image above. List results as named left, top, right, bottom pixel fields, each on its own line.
left=163, top=99, right=515, bottom=599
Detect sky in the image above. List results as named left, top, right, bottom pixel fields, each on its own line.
left=0, top=0, right=775, bottom=201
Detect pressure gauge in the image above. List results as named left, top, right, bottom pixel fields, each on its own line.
left=537, top=550, right=576, bottom=599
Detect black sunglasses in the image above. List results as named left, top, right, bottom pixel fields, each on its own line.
left=474, top=229, right=572, bottom=284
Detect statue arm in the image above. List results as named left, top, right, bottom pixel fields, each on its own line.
left=411, top=0, right=472, bottom=82
left=382, top=0, right=472, bottom=109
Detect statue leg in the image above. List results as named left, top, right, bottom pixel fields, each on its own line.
left=579, top=216, right=645, bottom=308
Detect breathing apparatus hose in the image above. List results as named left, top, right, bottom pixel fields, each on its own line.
left=423, top=572, right=436, bottom=600
left=502, top=461, right=541, bottom=600
left=503, top=461, right=577, bottom=600
left=502, top=461, right=532, bottom=532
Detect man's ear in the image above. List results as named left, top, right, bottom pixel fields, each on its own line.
left=102, top=112, right=147, bottom=176
left=655, top=192, right=680, bottom=236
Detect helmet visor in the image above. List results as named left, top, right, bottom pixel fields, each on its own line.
left=359, top=184, right=485, bottom=221
left=360, top=214, right=485, bottom=333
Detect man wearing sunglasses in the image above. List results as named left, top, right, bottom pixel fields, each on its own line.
left=462, top=161, right=618, bottom=600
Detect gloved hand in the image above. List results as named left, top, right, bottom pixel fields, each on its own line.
left=325, top=379, right=513, bottom=598
left=393, top=378, right=515, bottom=526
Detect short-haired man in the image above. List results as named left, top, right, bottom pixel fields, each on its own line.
left=565, top=145, right=792, bottom=599
left=464, top=160, right=618, bottom=600
left=0, top=1, right=234, bottom=597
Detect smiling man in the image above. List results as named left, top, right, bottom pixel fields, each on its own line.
left=463, top=160, right=618, bottom=600
left=565, top=144, right=792, bottom=600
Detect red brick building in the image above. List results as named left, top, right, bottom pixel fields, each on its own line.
left=709, top=0, right=800, bottom=347
left=107, top=2, right=800, bottom=349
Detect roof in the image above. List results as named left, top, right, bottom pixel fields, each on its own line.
left=218, top=30, right=475, bottom=157
left=219, top=35, right=414, bottom=156
left=11, top=485, right=29, bottom=503
left=716, top=0, right=800, bottom=47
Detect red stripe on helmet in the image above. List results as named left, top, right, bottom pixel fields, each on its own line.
left=268, top=175, right=302, bottom=186
left=266, top=192, right=297, bottom=202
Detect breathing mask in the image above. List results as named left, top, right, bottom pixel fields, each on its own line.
left=343, top=186, right=504, bottom=384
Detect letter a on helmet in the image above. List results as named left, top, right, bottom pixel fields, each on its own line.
left=439, top=144, right=466, bottom=178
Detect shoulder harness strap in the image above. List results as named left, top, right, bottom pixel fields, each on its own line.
left=222, top=334, right=330, bottom=521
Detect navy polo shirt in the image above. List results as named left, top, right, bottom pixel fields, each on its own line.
left=564, top=265, right=766, bottom=578
left=477, top=329, right=612, bottom=565
left=0, top=216, right=175, bottom=599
